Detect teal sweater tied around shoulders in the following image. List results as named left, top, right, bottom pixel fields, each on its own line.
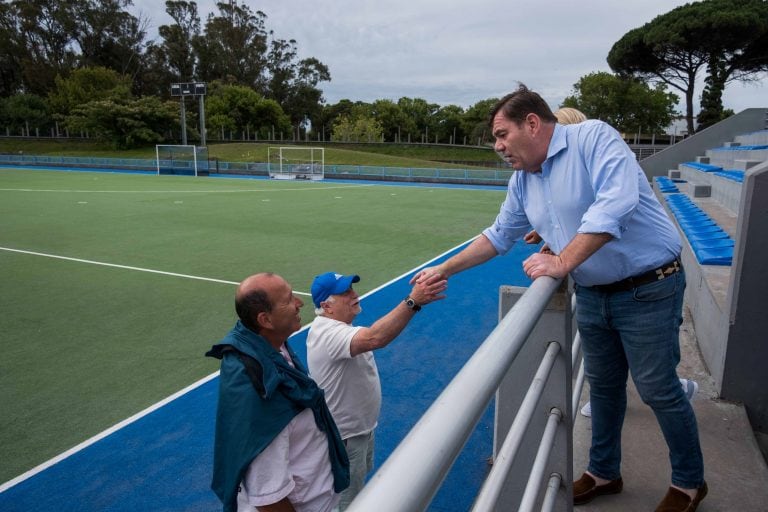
left=206, top=321, right=349, bottom=512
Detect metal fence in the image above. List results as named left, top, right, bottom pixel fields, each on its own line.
left=0, top=154, right=514, bottom=185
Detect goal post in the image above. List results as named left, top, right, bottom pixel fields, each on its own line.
left=267, top=146, right=325, bottom=180
left=155, top=145, right=209, bottom=176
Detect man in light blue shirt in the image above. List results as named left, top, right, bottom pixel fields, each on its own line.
left=412, top=84, right=706, bottom=512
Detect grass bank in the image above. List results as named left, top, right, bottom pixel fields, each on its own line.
left=0, top=139, right=500, bottom=169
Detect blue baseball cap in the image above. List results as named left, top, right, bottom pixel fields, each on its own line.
left=311, top=272, right=360, bottom=308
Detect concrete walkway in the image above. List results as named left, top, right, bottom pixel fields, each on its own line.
left=573, top=306, right=768, bottom=511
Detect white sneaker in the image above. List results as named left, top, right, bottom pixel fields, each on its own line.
left=580, top=401, right=591, bottom=417
left=680, top=378, right=699, bottom=401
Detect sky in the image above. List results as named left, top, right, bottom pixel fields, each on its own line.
left=130, top=0, right=767, bottom=116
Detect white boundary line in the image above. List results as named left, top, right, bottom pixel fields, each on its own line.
left=0, top=236, right=478, bottom=492
left=0, top=247, right=311, bottom=296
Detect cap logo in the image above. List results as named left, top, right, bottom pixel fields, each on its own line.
left=334, top=273, right=343, bottom=280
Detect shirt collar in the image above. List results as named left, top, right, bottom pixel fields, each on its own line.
left=539, top=124, right=568, bottom=176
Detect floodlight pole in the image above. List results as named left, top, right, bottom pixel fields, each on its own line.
left=180, top=96, right=188, bottom=145
left=171, top=82, right=207, bottom=147
left=199, top=95, right=206, bottom=146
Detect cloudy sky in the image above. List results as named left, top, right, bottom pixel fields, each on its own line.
left=130, top=0, right=767, bottom=115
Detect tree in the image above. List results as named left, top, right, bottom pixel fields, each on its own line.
left=204, top=81, right=290, bottom=140
left=281, top=56, right=330, bottom=131
left=0, top=2, right=24, bottom=96
left=331, top=115, right=383, bottom=143
left=369, top=99, right=415, bottom=142
left=48, top=67, right=132, bottom=120
left=608, top=0, right=768, bottom=134
left=65, top=95, right=178, bottom=148
left=157, top=0, right=201, bottom=81
left=693, top=0, right=768, bottom=129
left=6, top=0, right=79, bottom=95
left=561, top=72, right=678, bottom=134
left=697, top=59, right=736, bottom=128
left=194, top=2, right=268, bottom=90
left=316, top=99, right=359, bottom=141
left=461, top=98, right=498, bottom=145
left=397, top=97, right=439, bottom=143
left=433, top=104, right=465, bottom=144
left=263, top=35, right=330, bottom=129
left=69, top=0, right=147, bottom=80
left=0, top=93, right=50, bottom=133
left=134, top=1, right=201, bottom=97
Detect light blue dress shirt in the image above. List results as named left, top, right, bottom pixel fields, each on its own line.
left=482, top=120, right=681, bottom=287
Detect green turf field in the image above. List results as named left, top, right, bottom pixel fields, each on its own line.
left=0, top=168, right=505, bottom=483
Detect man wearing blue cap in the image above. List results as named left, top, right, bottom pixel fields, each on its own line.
left=306, top=271, right=446, bottom=510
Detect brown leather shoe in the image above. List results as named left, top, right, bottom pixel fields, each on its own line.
left=655, top=481, right=708, bottom=512
left=573, top=472, right=623, bottom=505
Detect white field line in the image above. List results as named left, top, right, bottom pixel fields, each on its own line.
left=0, top=246, right=311, bottom=296
left=0, top=235, right=477, bottom=491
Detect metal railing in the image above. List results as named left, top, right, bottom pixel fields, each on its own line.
left=348, top=277, right=585, bottom=512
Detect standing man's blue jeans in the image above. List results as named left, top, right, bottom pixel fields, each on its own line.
left=575, top=269, right=704, bottom=489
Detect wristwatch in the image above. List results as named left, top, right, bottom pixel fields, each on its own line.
left=404, top=296, right=422, bottom=312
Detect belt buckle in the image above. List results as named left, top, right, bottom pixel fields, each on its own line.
left=656, top=259, right=680, bottom=281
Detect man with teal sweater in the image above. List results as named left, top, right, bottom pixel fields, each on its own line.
left=206, top=272, right=349, bottom=512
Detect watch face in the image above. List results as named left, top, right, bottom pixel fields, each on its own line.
left=405, top=297, right=420, bottom=311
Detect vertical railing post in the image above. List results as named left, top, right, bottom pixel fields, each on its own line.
left=493, top=283, right=573, bottom=511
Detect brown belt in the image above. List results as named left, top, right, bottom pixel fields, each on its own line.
left=591, top=259, right=682, bottom=293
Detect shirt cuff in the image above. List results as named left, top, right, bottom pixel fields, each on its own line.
left=482, top=227, right=515, bottom=256
left=578, top=214, right=624, bottom=240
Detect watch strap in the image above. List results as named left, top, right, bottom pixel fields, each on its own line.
left=404, top=296, right=422, bottom=312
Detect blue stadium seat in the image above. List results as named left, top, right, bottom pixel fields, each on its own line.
left=682, top=162, right=723, bottom=172
left=662, top=193, right=735, bottom=266
left=654, top=176, right=680, bottom=192
left=695, top=246, right=734, bottom=265
left=713, top=170, right=745, bottom=183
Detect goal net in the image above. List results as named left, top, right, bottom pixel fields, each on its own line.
left=267, top=146, right=324, bottom=180
left=155, top=145, right=209, bottom=176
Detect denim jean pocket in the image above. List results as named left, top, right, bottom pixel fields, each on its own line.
left=632, top=273, right=678, bottom=302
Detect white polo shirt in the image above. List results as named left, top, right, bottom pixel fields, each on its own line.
left=306, top=316, right=382, bottom=439
left=236, top=344, right=339, bottom=512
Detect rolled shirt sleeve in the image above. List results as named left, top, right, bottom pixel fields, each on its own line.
left=482, top=173, right=532, bottom=256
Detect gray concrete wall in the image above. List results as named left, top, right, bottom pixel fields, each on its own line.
left=735, top=130, right=768, bottom=145
left=640, top=108, right=768, bottom=178
left=723, top=160, right=768, bottom=433
left=656, top=194, right=731, bottom=385
left=706, top=148, right=768, bottom=169
left=711, top=176, right=743, bottom=214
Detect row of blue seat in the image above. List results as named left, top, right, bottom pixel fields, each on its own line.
left=682, top=162, right=723, bottom=172
left=664, top=194, right=734, bottom=265
left=654, top=176, right=680, bottom=192
left=711, top=144, right=768, bottom=151
left=713, top=170, right=745, bottom=183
